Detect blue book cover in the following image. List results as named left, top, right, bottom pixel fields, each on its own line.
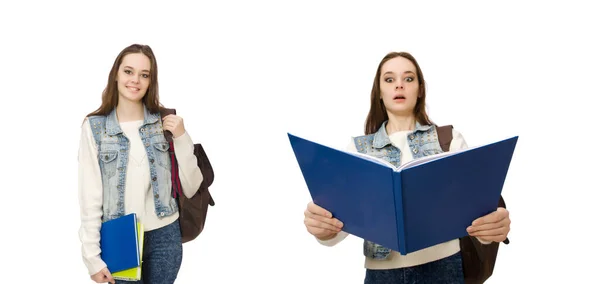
left=100, top=213, right=140, bottom=272
left=288, top=133, right=518, bottom=255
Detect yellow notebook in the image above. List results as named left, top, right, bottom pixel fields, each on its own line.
left=113, top=222, right=144, bottom=281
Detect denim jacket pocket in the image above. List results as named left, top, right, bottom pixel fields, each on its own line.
left=98, top=150, right=118, bottom=178
left=152, top=142, right=171, bottom=170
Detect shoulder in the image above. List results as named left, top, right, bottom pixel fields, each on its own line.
left=449, top=127, right=469, bottom=151
left=86, top=115, right=105, bottom=125
left=450, top=128, right=465, bottom=140
left=78, top=118, right=98, bottom=149
left=80, top=117, right=92, bottom=131
left=81, top=115, right=106, bottom=145
left=350, top=133, right=375, bottom=153
left=85, top=115, right=108, bottom=134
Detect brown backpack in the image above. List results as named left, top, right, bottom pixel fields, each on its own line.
left=436, top=125, right=509, bottom=284
left=160, top=107, right=215, bottom=243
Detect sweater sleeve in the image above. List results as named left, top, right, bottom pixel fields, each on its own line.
left=172, top=131, right=204, bottom=199
left=77, top=118, right=108, bottom=275
left=449, top=128, right=469, bottom=152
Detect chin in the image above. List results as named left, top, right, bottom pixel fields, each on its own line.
left=387, top=107, right=414, bottom=116
left=119, top=93, right=146, bottom=103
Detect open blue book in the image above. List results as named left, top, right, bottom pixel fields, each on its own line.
left=100, top=213, right=141, bottom=273
left=288, top=133, right=518, bottom=255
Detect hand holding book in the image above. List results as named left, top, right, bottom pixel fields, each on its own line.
left=304, top=201, right=344, bottom=241
left=91, top=267, right=115, bottom=284
left=289, top=133, right=518, bottom=254
left=467, top=207, right=510, bottom=243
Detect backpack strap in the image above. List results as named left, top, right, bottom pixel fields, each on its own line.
left=435, top=124, right=453, bottom=152
left=159, top=107, right=177, bottom=142
left=158, top=107, right=183, bottom=199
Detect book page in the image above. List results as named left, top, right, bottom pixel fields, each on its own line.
left=347, top=151, right=396, bottom=169
left=397, top=147, right=469, bottom=171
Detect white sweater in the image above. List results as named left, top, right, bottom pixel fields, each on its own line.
left=318, top=128, right=489, bottom=269
left=77, top=118, right=203, bottom=275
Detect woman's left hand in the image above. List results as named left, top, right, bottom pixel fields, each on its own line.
left=162, top=114, right=186, bottom=138
left=466, top=207, right=510, bottom=243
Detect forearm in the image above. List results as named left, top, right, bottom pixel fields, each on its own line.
left=173, top=131, right=204, bottom=198
left=77, top=119, right=107, bottom=275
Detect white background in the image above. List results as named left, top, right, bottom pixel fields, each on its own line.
left=1, top=0, right=598, bottom=283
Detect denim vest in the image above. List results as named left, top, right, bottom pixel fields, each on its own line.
left=353, top=121, right=444, bottom=260
left=88, top=105, right=178, bottom=222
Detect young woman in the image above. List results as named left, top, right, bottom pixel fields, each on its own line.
left=77, top=44, right=203, bottom=283
left=303, top=52, right=511, bottom=283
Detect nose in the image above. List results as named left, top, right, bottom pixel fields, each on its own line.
left=395, top=84, right=404, bottom=90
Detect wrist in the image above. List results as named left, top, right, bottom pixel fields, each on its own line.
left=173, top=130, right=185, bottom=138
left=317, top=233, right=337, bottom=241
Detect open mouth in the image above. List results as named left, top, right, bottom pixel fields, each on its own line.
left=394, top=95, right=406, bottom=100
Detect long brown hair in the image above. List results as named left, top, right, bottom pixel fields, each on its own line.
left=87, top=44, right=161, bottom=117
left=364, top=52, right=432, bottom=135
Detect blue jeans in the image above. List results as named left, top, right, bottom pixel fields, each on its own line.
left=364, top=252, right=464, bottom=284
left=116, top=219, right=183, bottom=284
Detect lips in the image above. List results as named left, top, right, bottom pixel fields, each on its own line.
left=394, top=95, right=406, bottom=100
left=127, top=86, right=140, bottom=92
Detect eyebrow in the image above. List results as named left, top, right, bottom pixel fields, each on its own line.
left=383, top=71, right=416, bottom=76
left=124, top=65, right=150, bottom=73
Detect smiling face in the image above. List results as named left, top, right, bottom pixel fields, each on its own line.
left=379, top=56, right=420, bottom=117
left=116, top=52, right=151, bottom=104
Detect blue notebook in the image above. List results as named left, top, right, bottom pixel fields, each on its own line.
left=100, top=213, right=141, bottom=273
left=288, top=133, right=518, bottom=255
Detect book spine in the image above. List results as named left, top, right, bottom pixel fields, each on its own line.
left=392, top=171, right=407, bottom=255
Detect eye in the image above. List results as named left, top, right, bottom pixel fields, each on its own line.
left=384, top=77, right=394, bottom=83
left=124, top=69, right=132, bottom=74
left=142, top=74, right=149, bottom=78
left=404, top=77, right=414, bottom=82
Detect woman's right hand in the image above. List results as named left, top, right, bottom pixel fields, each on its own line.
left=304, top=201, right=344, bottom=240
left=91, top=267, right=115, bottom=284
